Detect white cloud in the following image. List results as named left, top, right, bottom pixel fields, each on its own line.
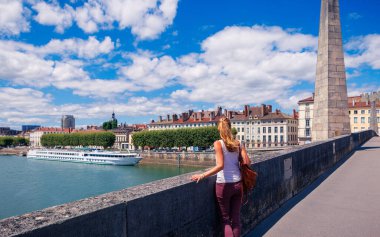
left=0, top=87, right=185, bottom=127
left=39, top=36, right=114, bottom=58
left=347, top=83, right=380, bottom=97
left=33, top=1, right=74, bottom=33
left=172, top=25, right=318, bottom=107
left=275, top=91, right=313, bottom=110
left=0, top=0, right=30, bottom=35
left=119, top=51, right=178, bottom=91
left=345, top=34, right=380, bottom=69
left=31, top=0, right=179, bottom=39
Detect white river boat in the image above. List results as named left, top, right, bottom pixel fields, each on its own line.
left=27, top=149, right=142, bottom=166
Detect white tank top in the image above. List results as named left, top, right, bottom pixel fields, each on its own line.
left=216, top=140, right=242, bottom=183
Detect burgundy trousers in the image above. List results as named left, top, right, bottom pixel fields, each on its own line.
left=215, top=181, right=243, bottom=237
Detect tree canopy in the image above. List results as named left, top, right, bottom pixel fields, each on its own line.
left=41, top=132, right=115, bottom=149
left=0, top=137, right=29, bottom=147
left=132, top=127, right=221, bottom=150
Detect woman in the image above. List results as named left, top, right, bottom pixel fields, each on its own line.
left=191, top=117, right=251, bottom=237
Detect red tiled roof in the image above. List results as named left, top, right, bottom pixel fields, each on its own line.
left=150, top=116, right=224, bottom=125
left=348, top=101, right=380, bottom=108
left=298, top=97, right=314, bottom=103
left=36, top=127, right=76, bottom=133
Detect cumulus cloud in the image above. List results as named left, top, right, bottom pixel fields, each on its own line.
left=173, top=26, right=316, bottom=107
left=31, top=0, right=179, bottom=39
left=0, top=87, right=184, bottom=127
left=345, top=34, right=380, bottom=69
left=33, top=1, right=74, bottom=33
left=39, top=36, right=114, bottom=58
left=119, top=51, right=178, bottom=91
left=0, top=0, right=30, bottom=35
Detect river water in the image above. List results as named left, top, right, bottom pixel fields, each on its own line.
left=0, top=155, right=202, bottom=220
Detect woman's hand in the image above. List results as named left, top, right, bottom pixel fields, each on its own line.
left=191, top=173, right=205, bottom=183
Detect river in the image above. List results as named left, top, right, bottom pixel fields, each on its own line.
left=0, top=155, right=202, bottom=219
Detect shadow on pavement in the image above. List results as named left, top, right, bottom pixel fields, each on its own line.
left=246, top=146, right=360, bottom=237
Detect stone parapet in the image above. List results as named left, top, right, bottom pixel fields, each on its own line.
left=0, top=130, right=376, bottom=237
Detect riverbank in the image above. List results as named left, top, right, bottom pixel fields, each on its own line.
left=0, top=147, right=28, bottom=156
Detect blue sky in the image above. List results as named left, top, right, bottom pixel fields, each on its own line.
left=0, top=0, right=379, bottom=129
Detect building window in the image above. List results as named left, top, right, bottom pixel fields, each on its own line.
left=274, top=127, right=278, bottom=133
left=268, top=135, right=272, bottom=142
left=306, top=119, right=310, bottom=127
left=280, top=135, right=284, bottom=142
left=354, top=117, right=358, bottom=123
left=237, top=128, right=240, bottom=132
left=349, top=111, right=351, bottom=114
left=257, top=127, right=260, bottom=134
left=305, top=111, right=310, bottom=118
left=274, top=135, right=278, bottom=142
left=306, top=128, right=310, bottom=137
left=268, top=127, right=271, bottom=133
left=354, top=110, right=358, bottom=114
left=242, top=128, right=244, bottom=132
left=368, top=117, right=371, bottom=123
left=361, top=117, right=365, bottom=123
left=241, top=135, right=244, bottom=140
left=263, top=135, right=266, bottom=142
left=361, top=110, right=365, bottom=114
left=263, top=127, right=266, bottom=133
left=237, top=135, right=240, bottom=140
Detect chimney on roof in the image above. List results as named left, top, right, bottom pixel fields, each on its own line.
left=159, top=116, right=162, bottom=122
left=224, top=109, right=228, bottom=116
left=312, top=93, right=315, bottom=99
left=182, top=112, right=189, bottom=121
left=172, top=114, right=178, bottom=121
left=352, top=100, right=355, bottom=106
left=217, top=106, right=223, bottom=116
left=244, top=105, right=250, bottom=117
left=210, top=111, right=215, bottom=121
left=228, top=111, right=233, bottom=119
left=167, top=114, right=170, bottom=121
left=151, top=120, right=155, bottom=123
left=200, top=112, right=204, bottom=121
left=276, top=109, right=280, bottom=115
left=293, top=109, right=298, bottom=119
left=261, top=104, right=266, bottom=116
left=266, top=105, right=272, bottom=112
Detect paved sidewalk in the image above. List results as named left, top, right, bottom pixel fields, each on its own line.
left=248, top=136, right=380, bottom=237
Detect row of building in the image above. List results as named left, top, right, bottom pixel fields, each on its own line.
left=148, top=94, right=379, bottom=148
left=148, top=105, right=299, bottom=148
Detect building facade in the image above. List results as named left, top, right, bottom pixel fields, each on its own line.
left=231, top=105, right=299, bottom=148
left=0, top=127, right=20, bottom=136
left=298, top=96, right=315, bottom=144
left=61, top=115, right=75, bottom=129
left=112, top=124, right=147, bottom=150
left=21, top=125, right=41, bottom=132
left=298, top=95, right=380, bottom=144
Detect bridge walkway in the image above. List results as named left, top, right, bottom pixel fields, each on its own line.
left=248, top=136, right=380, bottom=237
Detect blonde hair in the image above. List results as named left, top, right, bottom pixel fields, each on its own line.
left=218, top=117, right=239, bottom=152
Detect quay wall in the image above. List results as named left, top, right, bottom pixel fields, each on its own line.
left=0, top=131, right=376, bottom=237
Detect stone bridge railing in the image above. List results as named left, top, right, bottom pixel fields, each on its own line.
left=0, top=130, right=376, bottom=237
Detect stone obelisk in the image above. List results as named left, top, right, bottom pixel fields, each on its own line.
left=312, top=0, right=351, bottom=141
